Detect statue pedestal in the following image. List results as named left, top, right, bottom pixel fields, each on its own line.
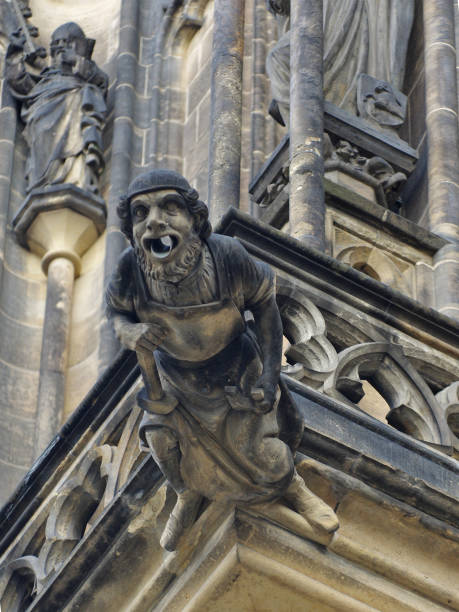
left=12, top=183, right=106, bottom=277
left=12, top=184, right=106, bottom=457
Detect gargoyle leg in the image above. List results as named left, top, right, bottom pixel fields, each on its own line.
left=284, top=471, right=339, bottom=533
left=144, top=428, right=202, bottom=551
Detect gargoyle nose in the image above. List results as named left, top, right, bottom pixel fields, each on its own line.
left=146, top=214, right=167, bottom=232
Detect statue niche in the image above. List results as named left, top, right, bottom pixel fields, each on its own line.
left=106, top=169, right=339, bottom=551
left=266, top=0, right=415, bottom=134
left=5, top=20, right=108, bottom=195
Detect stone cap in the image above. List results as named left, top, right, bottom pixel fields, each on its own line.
left=12, top=183, right=106, bottom=249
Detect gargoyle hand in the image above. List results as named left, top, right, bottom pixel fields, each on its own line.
left=250, top=373, right=278, bottom=414
left=119, top=321, right=168, bottom=354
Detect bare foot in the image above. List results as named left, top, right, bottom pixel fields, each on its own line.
left=284, top=472, right=339, bottom=534
left=160, top=489, right=202, bottom=551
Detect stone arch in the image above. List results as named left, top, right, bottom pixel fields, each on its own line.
left=0, top=445, right=114, bottom=606
left=336, top=245, right=410, bottom=293
left=0, top=561, right=37, bottom=612
left=276, top=279, right=338, bottom=389
left=151, top=0, right=214, bottom=199
left=436, top=382, right=459, bottom=452
left=323, top=342, right=451, bottom=445
left=41, top=445, right=114, bottom=576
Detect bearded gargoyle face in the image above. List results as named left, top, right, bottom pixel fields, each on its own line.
left=131, top=189, right=199, bottom=275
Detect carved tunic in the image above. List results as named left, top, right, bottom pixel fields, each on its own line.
left=107, top=234, right=302, bottom=503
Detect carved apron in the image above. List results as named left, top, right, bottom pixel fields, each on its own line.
left=138, top=238, right=298, bottom=504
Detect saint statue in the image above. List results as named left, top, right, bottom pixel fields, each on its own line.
left=5, top=21, right=108, bottom=195
left=106, top=169, right=339, bottom=551
left=266, top=0, right=415, bottom=132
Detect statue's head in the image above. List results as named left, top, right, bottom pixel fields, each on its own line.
left=50, top=22, right=95, bottom=61
left=118, top=169, right=211, bottom=282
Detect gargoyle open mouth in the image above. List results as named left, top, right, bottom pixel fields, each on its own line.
left=145, top=235, right=179, bottom=259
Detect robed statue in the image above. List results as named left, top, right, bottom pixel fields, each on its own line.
left=106, top=169, right=339, bottom=551
left=266, top=0, right=415, bottom=132
left=5, top=21, right=108, bottom=195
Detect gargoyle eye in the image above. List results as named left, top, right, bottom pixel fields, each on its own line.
left=163, top=201, right=179, bottom=214
left=133, top=205, right=148, bottom=219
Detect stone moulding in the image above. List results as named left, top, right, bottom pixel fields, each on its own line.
left=276, top=277, right=338, bottom=389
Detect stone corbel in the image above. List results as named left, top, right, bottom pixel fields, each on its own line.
left=12, top=183, right=106, bottom=277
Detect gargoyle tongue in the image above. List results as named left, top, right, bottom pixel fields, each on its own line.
left=150, top=235, right=175, bottom=259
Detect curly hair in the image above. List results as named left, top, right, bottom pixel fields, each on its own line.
left=117, top=186, right=212, bottom=245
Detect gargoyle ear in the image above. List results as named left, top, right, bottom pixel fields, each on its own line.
left=186, top=187, right=199, bottom=201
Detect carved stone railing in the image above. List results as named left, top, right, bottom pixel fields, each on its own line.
left=0, top=352, right=144, bottom=610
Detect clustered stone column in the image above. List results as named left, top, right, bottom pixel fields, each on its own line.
left=207, top=0, right=245, bottom=222
left=289, top=0, right=325, bottom=251
left=423, top=0, right=459, bottom=320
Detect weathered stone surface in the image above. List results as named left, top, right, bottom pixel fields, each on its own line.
left=0, top=309, right=43, bottom=370
left=423, top=0, right=459, bottom=321
left=0, top=361, right=40, bottom=420
left=289, top=0, right=325, bottom=249
left=207, top=0, right=244, bottom=222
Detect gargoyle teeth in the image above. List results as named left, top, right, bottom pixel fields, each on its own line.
left=149, top=235, right=176, bottom=259
left=160, top=235, right=173, bottom=249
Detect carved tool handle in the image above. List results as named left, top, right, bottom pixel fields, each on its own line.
left=136, top=348, right=164, bottom=401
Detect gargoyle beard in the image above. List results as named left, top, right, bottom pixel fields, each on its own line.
left=135, top=235, right=203, bottom=284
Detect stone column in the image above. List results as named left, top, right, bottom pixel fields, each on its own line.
left=289, top=0, right=325, bottom=251
left=100, top=0, right=141, bottom=366
left=250, top=0, right=269, bottom=183
left=12, top=186, right=106, bottom=457
left=207, top=0, right=244, bottom=222
left=34, top=257, right=74, bottom=456
left=424, top=0, right=459, bottom=320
